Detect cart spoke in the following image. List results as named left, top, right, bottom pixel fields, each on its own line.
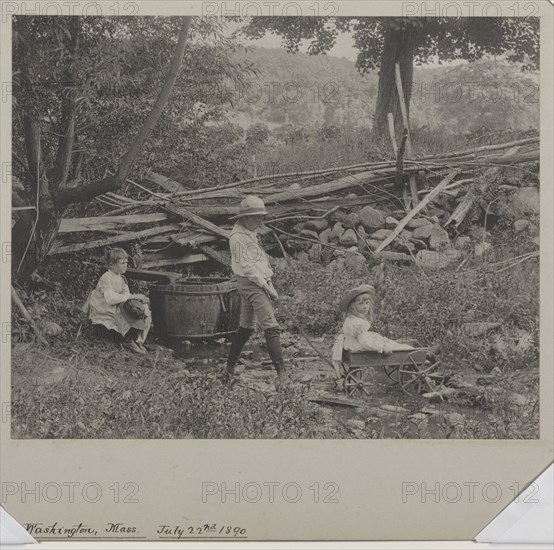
left=422, top=361, right=441, bottom=374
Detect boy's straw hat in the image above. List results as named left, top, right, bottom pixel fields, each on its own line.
left=339, top=284, right=375, bottom=312
left=230, top=195, right=268, bottom=219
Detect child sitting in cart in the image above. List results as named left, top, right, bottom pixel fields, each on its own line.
left=331, top=284, right=413, bottom=379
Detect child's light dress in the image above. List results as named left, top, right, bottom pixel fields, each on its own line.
left=82, top=270, right=151, bottom=343
left=331, top=314, right=413, bottom=378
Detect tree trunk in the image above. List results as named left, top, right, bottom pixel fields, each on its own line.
left=13, top=17, right=193, bottom=278
left=372, top=23, right=417, bottom=139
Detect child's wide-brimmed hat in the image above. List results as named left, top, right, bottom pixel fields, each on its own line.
left=230, top=195, right=268, bottom=219
left=339, top=284, right=375, bottom=312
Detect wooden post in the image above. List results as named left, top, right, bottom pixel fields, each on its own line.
left=252, top=153, right=257, bottom=178
left=396, top=130, right=409, bottom=208
left=387, top=113, right=398, bottom=156
left=375, top=169, right=460, bottom=254
left=388, top=112, right=409, bottom=208
left=394, top=63, right=419, bottom=208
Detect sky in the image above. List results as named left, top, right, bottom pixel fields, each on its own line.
left=224, top=20, right=359, bottom=61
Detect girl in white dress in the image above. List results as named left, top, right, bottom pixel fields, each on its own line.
left=82, top=248, right=152, bottom=354
left=331, top=284, right=413, bottom=378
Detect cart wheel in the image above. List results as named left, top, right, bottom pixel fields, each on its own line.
left=398, top=353, right=444, bottom=395
left=384, top=366, right=400, bottom=382
left=343, top=368, right=373, bottom=399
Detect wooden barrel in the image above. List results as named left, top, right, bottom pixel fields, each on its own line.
left=149, top=277, right=240, bottom=340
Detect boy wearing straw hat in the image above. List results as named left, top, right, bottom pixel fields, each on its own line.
left=222, top=195, right=285, bottom=385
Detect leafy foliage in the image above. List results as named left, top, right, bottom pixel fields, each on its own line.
left=12, top=16, right=258, bottom=211
left=239, top=17, right=539, bottom=72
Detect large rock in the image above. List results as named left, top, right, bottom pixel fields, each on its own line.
left=366, top=239, right=383, bottom=250
left=304, top=218, right=329, bottom=232
left=319, top=228, right=331, bottom=244
left=339, top=228, right=358, bottom=246
left=428, top=226, right=451, bottom=250
left=329, top=222, right=345, bottom=241
left=359, top=206, right=385, bottom=230
left=407, top=217, right=432, bottom=229
left=343, top=212, right=360, bottom=229
left=369, top=228, right=393, bottom=240
left=412, top=224, right=435, bottom=240
left=497, top=187, right=540, bottom=218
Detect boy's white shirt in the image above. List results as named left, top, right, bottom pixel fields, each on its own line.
left=229, top=222, right=273, bottom=287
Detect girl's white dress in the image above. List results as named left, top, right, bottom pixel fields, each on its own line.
left=331, top=314, right=413, bottom=378
left=82, top=270, right=151, bottom=342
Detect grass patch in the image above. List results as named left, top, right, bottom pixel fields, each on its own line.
left=11, top=341, right=346, bottom=439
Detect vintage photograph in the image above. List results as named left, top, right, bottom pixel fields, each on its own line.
left=10, top=14, right=540, bottom=440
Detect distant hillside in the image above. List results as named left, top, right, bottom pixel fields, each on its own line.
left=228, top=47, right=376, bottom=129
left=225, top=47, right=538, bottom=135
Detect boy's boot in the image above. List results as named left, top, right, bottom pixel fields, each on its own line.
left=222, top=327, right=253, bottom=384
left=264, top=327, right=285, bottom=378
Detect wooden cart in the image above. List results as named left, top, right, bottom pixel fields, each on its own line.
left=341, top=345, right=444, bottom=399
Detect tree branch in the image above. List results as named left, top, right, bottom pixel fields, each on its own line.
left=53, top=17, right=192, bottom=209
left=52, top=17, right=80, bottom=190
left=53, top=176, right=119, bottom=207
left=115, top=17, right=192, bottom=183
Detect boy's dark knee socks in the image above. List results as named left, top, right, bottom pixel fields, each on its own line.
left=264, top=327, right=284, bottom=375
left=226, top=327, right=254, bottom=374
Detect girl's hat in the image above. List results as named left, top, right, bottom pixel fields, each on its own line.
left=339, top=284, right=375, bottom=312
left=230, top=195, right=268, bottom=219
